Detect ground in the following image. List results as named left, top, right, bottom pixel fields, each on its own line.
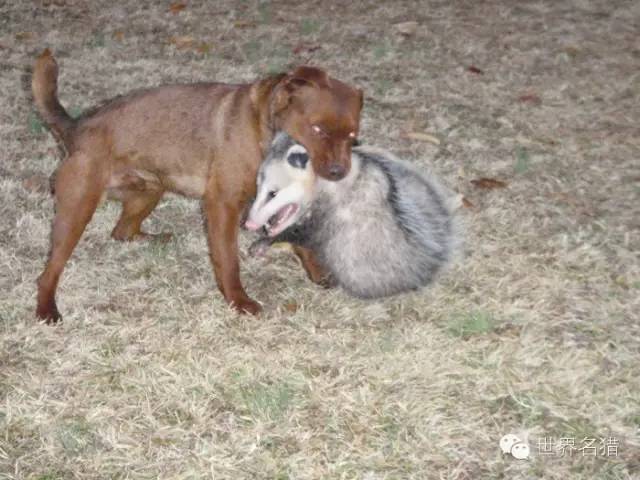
left=0, top=0, right=639, bottom=479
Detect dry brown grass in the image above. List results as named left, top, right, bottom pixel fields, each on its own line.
left=1, top=0, right=639, bottom=479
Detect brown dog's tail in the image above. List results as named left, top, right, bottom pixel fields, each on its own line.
left=32, top=49, right=75, bottom=144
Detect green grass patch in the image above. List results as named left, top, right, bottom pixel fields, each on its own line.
left=266, top=58, right=288, bottom=75
left=88, top=33, right=106, bottom=48
left=375, top=77, right=393, bottom=96
left=373, top=42, right=389, bottom=60
left=98, top=334, right=125, bottom=358
left=34, top=473, right=69, bottom=480
left=68, top=106, right=84, bottom=119
left=623, top=412, right=640, bottom=428
left=244, top=39, right=262, bottom=62
left=555, top=416, right=601, bottom=440
left=240, top=381, right=293, bottom=420
left=28, top=112, right=46, bottom=135
left=57, top=418, right=97, bottom=455
left=236, top=379, right=294, bottom=421
left=515, top=146, right=530, bottom=173
left=447, top=310, right=496, bottom=338
left=258, top=2, right=272, bottom=24
left=488, top=393, right=550, bottom=426
left=300, top=19, right=320, bottom=35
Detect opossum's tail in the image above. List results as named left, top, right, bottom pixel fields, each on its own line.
left=32, top=49, right=75, bottom=145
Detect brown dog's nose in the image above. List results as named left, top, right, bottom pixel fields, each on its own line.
left=327, top=163, right=346, bottom=180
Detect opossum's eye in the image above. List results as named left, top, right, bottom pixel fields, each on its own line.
left=267, top=190, right=277, bottom=200
left=287, top=152, right=309, bottom=169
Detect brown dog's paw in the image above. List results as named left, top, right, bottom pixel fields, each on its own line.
left=231, top=297, right=263, bottom=316
left=36, top=304, right=62, bottom=325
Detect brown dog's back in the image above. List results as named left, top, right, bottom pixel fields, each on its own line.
left=32, top=51, right=264, bottom=198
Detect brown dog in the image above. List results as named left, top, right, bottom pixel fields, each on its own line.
left=32, top=49, right=362, bottom=323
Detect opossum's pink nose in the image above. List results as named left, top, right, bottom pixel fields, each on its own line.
left=245, top=219, right=260, bottom=231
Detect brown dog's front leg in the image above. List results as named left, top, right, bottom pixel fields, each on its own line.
left=292, top=245, right=336, bottom=289
left=203, top=190, right=262, bottom=315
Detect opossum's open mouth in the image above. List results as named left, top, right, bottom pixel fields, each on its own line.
left=266, top=203, right=298, bottom=236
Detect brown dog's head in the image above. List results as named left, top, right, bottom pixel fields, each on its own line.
left=271, top=66, right=362, bottom=181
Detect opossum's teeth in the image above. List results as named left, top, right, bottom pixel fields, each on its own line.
left=266, top=203, right=298, bottom=236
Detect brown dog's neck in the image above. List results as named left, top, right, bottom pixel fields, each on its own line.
left=249, top=73, right=288, bottom=154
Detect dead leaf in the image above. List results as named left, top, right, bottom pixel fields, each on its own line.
left=467, top=65, right=484, bottom=75
left=169, top=35, right=211, bottom=54
left=564, top=45, right=580, bottom=58
left=462, top=197, right=475, bottom=209
left=15, top=32, right=34, bottom=41
left=551, top=193, right=596, bottom=217
left=197, top=43, right=212, bottom=54
left=470, top=178, right=508, bottom=189
left=271, top=242, right=293, bottom=251
left=614, top=276, right=629, bottom=289
left=283, top=302, right=298, bottom=313
left=292, top=43, right=321, bottom=55
left=234, top=20, right=256, bottom=28
left=112, top=30, right=125, bottom=41
left=518, top=93, right=542, bottom=105
left=168, top=2, right=186, bottom=14
left=401, top=132, right=441, bottom=145
left=169, top=35, right=195, bottom=49
left=394, top=21, right=418, bottom=36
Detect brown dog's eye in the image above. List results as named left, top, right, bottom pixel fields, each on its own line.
left=351, top=138, right=361, bottom=147
left=311, top=125, right=327, bottom=137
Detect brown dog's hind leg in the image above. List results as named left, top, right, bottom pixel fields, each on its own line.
left=292, top=245, right=336, bottom=289
left=111, top=188, right=168, bottom=242
left=36, top=152, right=107, bottom=324
left=203, top=190, right=262, bottom=315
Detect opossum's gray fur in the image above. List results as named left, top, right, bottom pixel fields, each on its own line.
left=254, top=132, right=463, bottom=299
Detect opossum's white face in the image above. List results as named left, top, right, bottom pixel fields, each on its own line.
left=245, top=143, right=316, bottom=237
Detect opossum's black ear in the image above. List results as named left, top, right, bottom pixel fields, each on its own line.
left=287, top=151, right=309, bottom=169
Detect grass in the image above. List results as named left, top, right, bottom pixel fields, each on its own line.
left=237, top=379, right=295, bottom=421
left=57, top=418, right=97, bottom=455
left=1, top=0, right=639, bottom=479
left=514, top=146, right=531, bottom=174
left=300, top=19, right=321, bottom=36
left=28, top=112, right=46, bottom=135
left=446, top=310, right=495, bottom=338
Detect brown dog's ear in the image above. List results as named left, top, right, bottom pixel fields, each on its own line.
left=270, top=69, right=322, bottom=119
left=270, top=78, right=304, bottom=118
left=287, top=66, right=330, bottom=88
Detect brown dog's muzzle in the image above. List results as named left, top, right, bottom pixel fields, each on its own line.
left=314, top=144, right=352, bottom=181
left=327, top=163, right=347, bottom=180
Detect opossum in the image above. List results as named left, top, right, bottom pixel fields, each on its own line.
left=245, top=132, right=462, bottom=299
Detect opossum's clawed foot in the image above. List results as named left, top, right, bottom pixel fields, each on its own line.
left=316, top=273, right=337, bottom=289
left=249, top=239, right=272, bottom=257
